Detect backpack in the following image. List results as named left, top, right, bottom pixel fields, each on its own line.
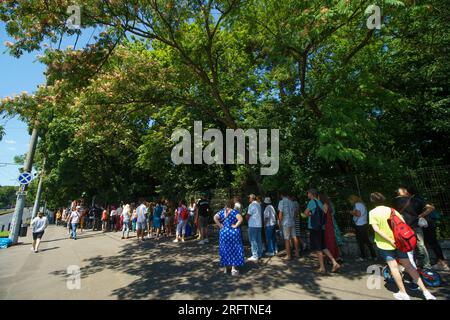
left=388, top=208, right=417, bottom=253
left=310, top=200, right=326, bottom=231
left=180, top=206, right=189, bottom=220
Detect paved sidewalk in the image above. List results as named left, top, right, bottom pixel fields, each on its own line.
left=0, top=226, right=449, bottom=300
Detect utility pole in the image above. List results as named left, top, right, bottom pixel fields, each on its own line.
left=9, top=123, right=39, bottom=245
left=31, top=158, right=46, bottom=220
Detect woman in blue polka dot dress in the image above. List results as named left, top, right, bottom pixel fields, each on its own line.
left=214, top=199, right=245, bottom=276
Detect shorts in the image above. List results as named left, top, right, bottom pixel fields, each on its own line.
left=378, top=248, right=409, bottom=262
left=282, top=225, right=296, bottom=240
left=33, top=231, right=44, bottom=240
left=309, top=229, right=326, bottom=251
left=199, top=216, right=209, bottom=228
left=136, top=222, right=146, bottom=231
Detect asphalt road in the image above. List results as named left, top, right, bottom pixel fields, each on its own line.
left=0, top=207, right=32, bottom=232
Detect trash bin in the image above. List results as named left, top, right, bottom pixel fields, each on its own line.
left=19, top=225, right=28, bottom=237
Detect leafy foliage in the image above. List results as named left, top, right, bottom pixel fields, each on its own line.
left=0, top=0, right=448, bottom=218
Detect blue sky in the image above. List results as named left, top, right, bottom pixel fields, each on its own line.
left=0, top=22, right=101, bottom=186
left=0, top=23, right=45, bottom=186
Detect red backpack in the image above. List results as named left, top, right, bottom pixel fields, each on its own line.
left=388, top=208, right=417, bottom=253
left=180, top=206, right=189, bottom=220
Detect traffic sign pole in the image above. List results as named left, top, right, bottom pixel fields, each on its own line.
left=9, top=123, right=39, bottom=245
left=31, top=158, right=45, bottom=220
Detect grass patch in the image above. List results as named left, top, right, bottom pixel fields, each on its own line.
left=0, top=231, right=10, bottom=238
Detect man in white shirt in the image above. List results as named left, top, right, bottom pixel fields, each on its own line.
left=278, top=193, right=299, bottom=260
left=30, top=211, right=48, bottom=253
left=69, top=208, right=81, bottom=240
left=110, top=207, right=117, bottom=232
left=349, top=195, right=377, bottom=261
left=247, top=194, right=263, bottom=262
left=136, top=200, right=148, bottom=242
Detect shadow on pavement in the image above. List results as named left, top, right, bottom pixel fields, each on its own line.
left=39, top=247, right=60, bottom=252
left=47, top=229, right=450, bottom=300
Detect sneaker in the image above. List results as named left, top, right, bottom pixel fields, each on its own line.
left=173, top=239, right=179, bottom=243
left=231, top=269, right=239, bottom=276
left=181, top=238, right=185, bottom=243
left=30, top=247, right=34, bottom=252
left=223, top=267, right=228, bottom=274
left=423, top=290, right=437, bottom=300
left=393, top=292, right=411, bottom=300
left=432, top=263, right=450, bottom=271
left=247, top=256, right=258, bottom=262
left=34, top=249, right=38, bottom=253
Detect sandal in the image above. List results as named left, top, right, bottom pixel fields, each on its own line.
left=331, top=264, right=341, bottom=273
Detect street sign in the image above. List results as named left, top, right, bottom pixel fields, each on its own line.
left=18, top=172, right=33, bottom=185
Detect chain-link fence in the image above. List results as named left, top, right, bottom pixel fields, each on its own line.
left=320, top=166, right=449, bottom=238
left=204, top=165, right=450, bottom=240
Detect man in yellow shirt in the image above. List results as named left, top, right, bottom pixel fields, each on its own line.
left=368, top=192, right=436, bottom=301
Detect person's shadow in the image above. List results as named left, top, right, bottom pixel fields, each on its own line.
left=39, top=247, right=59, bottom=252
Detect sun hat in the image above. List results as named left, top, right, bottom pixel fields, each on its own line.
left=263, top=197, right=271, bottom=204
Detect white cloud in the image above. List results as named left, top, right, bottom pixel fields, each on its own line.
left=4, top=139, right=16, bottom=144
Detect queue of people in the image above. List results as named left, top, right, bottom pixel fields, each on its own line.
left=48, top=185, right=447, bottom=300
left=214, top=187, right=445, bottom=301
left=55, top=197, right=210, bottom=243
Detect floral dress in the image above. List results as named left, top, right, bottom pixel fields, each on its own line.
left=218, top=208, right=244, bottom=267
